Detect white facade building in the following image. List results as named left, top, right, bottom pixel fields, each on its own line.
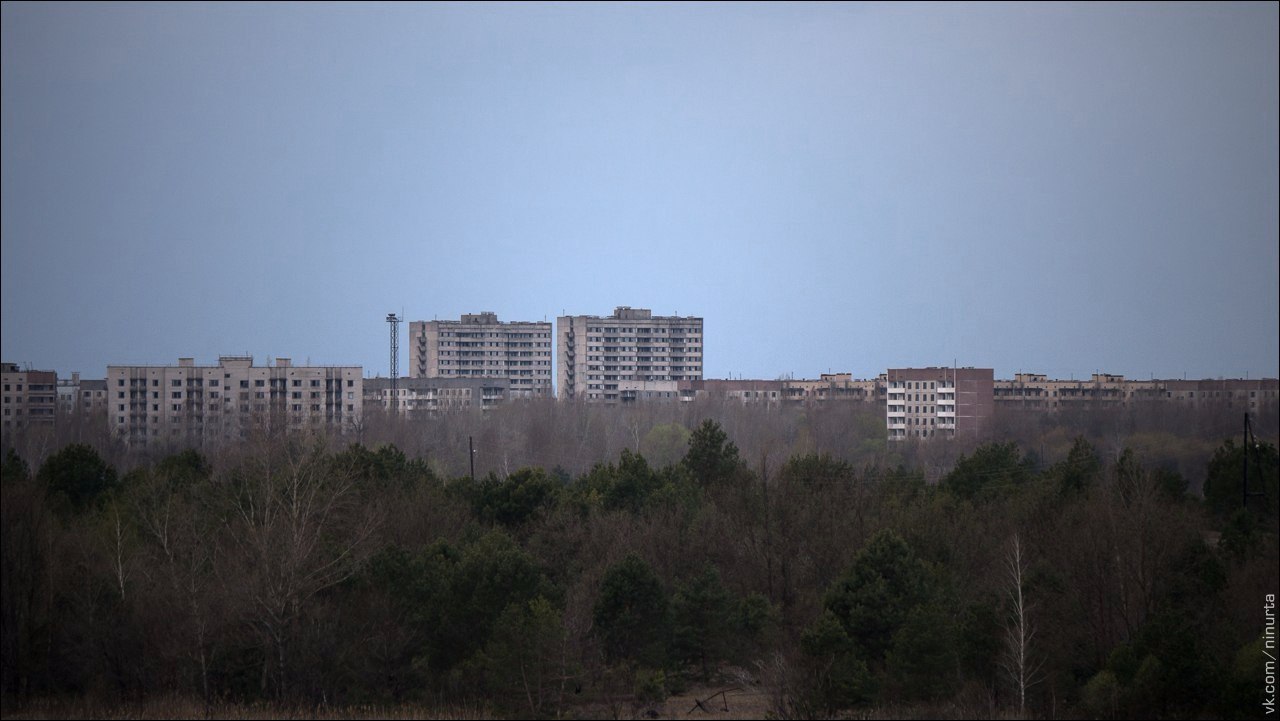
left=557, top=307, right=703, bottom=402
left=107, top=356, right=362, bottom=447
left=409, top=313, right=553, bottom=398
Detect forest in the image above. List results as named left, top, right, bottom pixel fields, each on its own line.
left=1, top=398, right=1277, bottom=719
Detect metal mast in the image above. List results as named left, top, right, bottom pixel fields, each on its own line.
left=386, top=313, right=401, bottom=406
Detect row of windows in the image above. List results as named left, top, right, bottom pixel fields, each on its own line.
left=118, top=377, right=355, bottom=388
left=584, top=326, right=700, bottom=334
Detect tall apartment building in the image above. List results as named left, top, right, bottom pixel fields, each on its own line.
left=2, top=362, right=57, bottom=434
left=886, top=367, right=993, bottom=441
left=409, top=313, right=552, bottom=398
left=107, top=356, right=362, bottom=447
left=557, top=307, right=703, bottom=402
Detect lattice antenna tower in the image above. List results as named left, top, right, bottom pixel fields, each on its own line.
left=386, top=313, right=401, bottom=397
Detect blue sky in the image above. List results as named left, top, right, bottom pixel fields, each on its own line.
left=2, top=2, right=1277, bottom=382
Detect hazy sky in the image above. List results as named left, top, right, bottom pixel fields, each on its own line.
left=3, top=2, right=1277, bottom=382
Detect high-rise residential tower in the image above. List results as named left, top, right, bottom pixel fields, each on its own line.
left=557, top=307, right=703, bottom=402
left=409, top=313, right=553, bottom=398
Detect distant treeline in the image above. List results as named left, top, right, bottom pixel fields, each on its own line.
left=1, top=405, right=1277, bottom=718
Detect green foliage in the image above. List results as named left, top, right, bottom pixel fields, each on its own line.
left=883, top=602, right=960, bottom=701
left=956, top=600, right=1001, bottom=688
left=1203, top=437, right=1279, bottom=518
left=37, top=443, right=117, bottom=512
left=446, top=530, right=551, bottom=664
left=942, top=441, right=1034, bottom=500
left=481, top=596, right=567, bottom=716
left=800, top=610, right=872, bottom=712
left=594, top=554, right=669, bottom=667
left=609, top=449, right=663, bottom=514
left=1, top=448, right=30, bottom=485
left=1220, top=634, right=1272, bottom=718
left=1050, top=436, right=1101, bottom=495
left=682, top=419, right=741, bottom=487
left=821, top=530, right=934, bottom=664
left=333, top=442, right=435, bottom=490
left=640, top=422, right=691, bottom=468
left=633, top=667, right=667, bottom=707
left=470, top=467, right=562, bottom=527
left=670, top=566, right=732, bottom=679
left=1080, top=669, right=1122, bottom=719
left=568, top=449, right=685, bottom=516
left=1218, top=509, right=1265, bottom=561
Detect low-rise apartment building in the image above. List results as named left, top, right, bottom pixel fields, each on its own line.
left=994, top=373, right=1279, bottom=411
left=56, top=373, right=108, bottom=416
left=886, top=367, right=993, bottom=441
left=2, top=362, right=57, bottom=435
left=364, top=376, right=510, bottom=417
left=107, top=356, right=362, bottom=447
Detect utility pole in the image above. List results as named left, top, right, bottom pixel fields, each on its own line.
left=1242, top=413, right=1266, bottom=510
left=469, top=436, right=475, bottom=482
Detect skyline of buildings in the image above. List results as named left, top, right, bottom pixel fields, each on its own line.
left=4, top=303, right=1279, bottom=444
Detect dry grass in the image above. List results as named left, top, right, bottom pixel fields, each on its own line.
left=656, top=686, right=774, bottom=720
left=0, top=694, right=492, bottom=720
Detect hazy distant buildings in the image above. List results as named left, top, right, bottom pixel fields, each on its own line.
left=886, top=367, right=993, bottom=441
left=668, top=373, right=880, bottom=405
left=557, top=307, right=703, bottom=402
left=364, top=375, right=510, bottom=417
left=994, top=373, right=1279, bottom=412
left=56, top=372, right=108, bottom=416
left=409, top=313, right=552, bottom=398
left=2, top=362, right=57, bottom=434
left=107, top=356, right=362, bottom=447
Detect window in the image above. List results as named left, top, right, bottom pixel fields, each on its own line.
left=255, top=379, right=265, bottom=387
left=172, top=380, right=181, bottom=387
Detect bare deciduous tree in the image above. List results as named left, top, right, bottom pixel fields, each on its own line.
left=1000, top=533, right=1043, bottom=717
left=224, top=435, right=383, bottom=697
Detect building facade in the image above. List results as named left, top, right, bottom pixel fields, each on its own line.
left=886, top=367, right=994, bottom=441
left=2, top=362, right=57, bottom=435
left=409, top=313, right=552, bottom=398
left=107, top=356, right=362, bottom=447
left=993, top=373, right=1279, bottom=412
left=557, top=307, right=703, bottom=402
left=56, top=373, right=108, bottom=416
left=364, top=375, right=510, bottom=417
